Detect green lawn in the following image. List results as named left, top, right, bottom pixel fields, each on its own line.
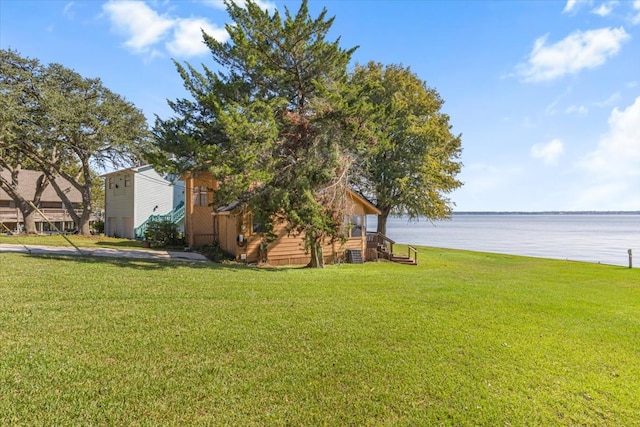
left=1, top=246, right=638, bottom=426
left=0, top=233, right=143, bottom=249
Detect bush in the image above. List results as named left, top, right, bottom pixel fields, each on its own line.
left=91, top=220, right=104, bottom=235
left=194, top=242, right=236, bottom=263
left=144, top=220, right=183, bottom=248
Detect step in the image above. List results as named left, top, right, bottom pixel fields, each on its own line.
left=390, top=255, right=417, bottom=265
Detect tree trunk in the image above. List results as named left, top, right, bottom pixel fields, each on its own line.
left=78, top=210, right=92, bottom=235
left=308, top=234, right=325, bottom=268
left=376, top=205, right=392, bottom=235
left=22, top=210, right=37, bottom=234
left=16, top=199, right=38, bottom=234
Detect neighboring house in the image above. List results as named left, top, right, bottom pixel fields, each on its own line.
left=103, top=165, right=185, bottom=239
left=0, top=169, right=82, bottom=233
left=182, top=171, right=381, bottom=266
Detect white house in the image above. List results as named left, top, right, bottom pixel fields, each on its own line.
left=103, top=165, right=184, bottom=239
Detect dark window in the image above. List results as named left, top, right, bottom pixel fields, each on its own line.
left=345, top=215, right=363, bottom=238
left=193, top=186, right=209, bottom=206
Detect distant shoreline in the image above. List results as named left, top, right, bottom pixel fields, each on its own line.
left=453, top=211, right=640, bottom=216
left=452, top=211, right=640, bottom=215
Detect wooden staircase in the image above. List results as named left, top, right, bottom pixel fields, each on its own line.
left=390, top=254, right=417, bottom=265
left=366, top=232, right=418, bottom=266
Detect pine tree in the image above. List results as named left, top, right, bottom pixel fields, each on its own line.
left=154, top=0, right=359, bottom=267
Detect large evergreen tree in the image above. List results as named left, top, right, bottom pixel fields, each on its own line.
left=0, top=49, right=149, bottom=235
left=153, top=0, right=359, bottom=267
left=349, top=62, right=463, bottom=234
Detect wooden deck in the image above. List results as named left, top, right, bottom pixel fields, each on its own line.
left=366, top=232, right=418, bottom=265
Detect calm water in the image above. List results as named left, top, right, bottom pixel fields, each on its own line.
left=368, top=214, right=640, bottom=268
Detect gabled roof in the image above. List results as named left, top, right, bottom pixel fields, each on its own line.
left=101, top=164, right=154, bottom=177
left=214, top=189, right=381, bottom=215
left=346, top=189, right=381, bottom=215
left=216, top=200, right=241, bottom=213
left=0, top=169, right=82, bottom=203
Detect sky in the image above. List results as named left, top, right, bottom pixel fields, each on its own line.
left=1, top=0, right=639, bottom=212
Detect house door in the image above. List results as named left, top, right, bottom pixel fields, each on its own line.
left=107, top=217, right=120, bottom=238
left=122, top=217, right=133, bottom=239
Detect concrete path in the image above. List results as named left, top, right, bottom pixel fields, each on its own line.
left=0, top=243, right=210, bottom=262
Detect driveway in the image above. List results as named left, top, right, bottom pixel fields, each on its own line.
left=0, top=243, right=210, bottom=262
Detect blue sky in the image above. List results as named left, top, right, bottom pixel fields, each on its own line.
left=1, top=0, right=639, bottom=211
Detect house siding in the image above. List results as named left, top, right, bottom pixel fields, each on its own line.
left=104, top=170, right=135, bottom=238
left=104, top=166, right=184, bottom=239
left=133, top=166, right=175, bottom=228
left=182, top=171, right=380, bottom=265
left=183, top=172, right=217, bottom=246
left=222, top=205, right=370, bottom=266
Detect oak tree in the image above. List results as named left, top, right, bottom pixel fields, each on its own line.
left=0, top=49, right=149, bottom=235
left=349, top=62, right=463, bottom=234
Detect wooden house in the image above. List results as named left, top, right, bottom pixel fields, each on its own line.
left=0, top=169, right=83, bottom=233
left=182, top=171, right=380, bottom=266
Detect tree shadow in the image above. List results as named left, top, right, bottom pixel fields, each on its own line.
left=92, top=240, right=144, bottom=248
left=20, top=253, right=306, bottom=273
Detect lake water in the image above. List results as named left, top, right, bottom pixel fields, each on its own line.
left=368, top=214, right=640, bottom=268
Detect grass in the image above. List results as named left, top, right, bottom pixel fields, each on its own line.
left=0, top=233, right=144, bottom=249
left=1, top=244, right=639, bottom=425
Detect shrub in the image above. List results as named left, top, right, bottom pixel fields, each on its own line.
left=91, top=220, right=104, bottom=235
left=144, top=220, right=183, bottom=248
left=194, top=242, right=236, bottom=263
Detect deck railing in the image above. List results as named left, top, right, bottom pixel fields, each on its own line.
left=407, top=245, right=418, bottom=264
left=366, top=232, right=395, bottom=259
left=134, top=202, right=185, bottom=239
left=0, top=207, right=82, bottom=222
left=367, top=232, right=418, bottom=264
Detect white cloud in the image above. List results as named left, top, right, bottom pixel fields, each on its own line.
left=575, top=96, right=640, bottom=209
left=563, top=0, right=592, bottom=14
left=566, top=105, right=589, bottom=115
left=632, top=0, right=640, bottom=24
left=166, top=18, right=228, bottom=57
left=249, top=0, right=277, bottom=11
left=593, top=91, right=621, bottom=107
left=516, top=27, right=630, bottom=82
left=579, top=96, right=640, bottom=176
left=103, top=0, right=233, bottom=59
left=63, top=1, right=76, bottom=19
left=103, top=0, right=174, bottom=53
left=592, top=1, right=618, bottom=16
left=531, top=139, right=565, bottom=165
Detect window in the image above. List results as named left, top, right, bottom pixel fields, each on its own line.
left=108, top=177, right=114, bottom=189
left=252, top=215, right=265, bottom=234
left=124, top=174, right=132, bottom=188
left=345, top=215, right=363, bottom=238
left=193, top=186, right=209, bottom=207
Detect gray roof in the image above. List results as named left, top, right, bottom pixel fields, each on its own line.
left=0, top=169, right=82, bottom=203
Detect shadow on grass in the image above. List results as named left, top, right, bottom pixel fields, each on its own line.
left=92, top=240, right=143, bottom=248
left=21, top=253, right=307, bottom=273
